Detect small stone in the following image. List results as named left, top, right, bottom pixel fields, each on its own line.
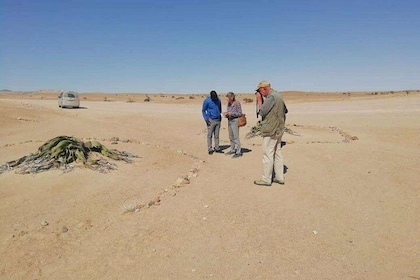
left=173, top=177, right=190, bottom=188
left=204, top=205, right=209, bottom=208
left=62, top=226, right=68, bottom=233
left=312, top=230, right=318, bottom=235
left=41, top=220, right=49, bottom=226
left=153, top=196, right=161, bottom=205
left=18, top=230, right=28, bottom=237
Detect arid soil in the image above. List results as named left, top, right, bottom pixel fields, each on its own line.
left=0, top=90, right=419, bottom=279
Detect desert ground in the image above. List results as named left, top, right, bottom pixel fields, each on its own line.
left=0, top=90, right=419, bottom=280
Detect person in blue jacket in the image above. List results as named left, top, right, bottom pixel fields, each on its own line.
left=202, top=90, right=223, bottom=154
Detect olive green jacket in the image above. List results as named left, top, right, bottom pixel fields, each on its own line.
left=259, top=89, right=287, bottom=137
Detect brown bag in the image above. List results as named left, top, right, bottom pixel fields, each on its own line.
left=238, top=114, right=247, bottom=127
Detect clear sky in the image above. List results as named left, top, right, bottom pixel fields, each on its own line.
left=1, top=0, right=419, bottom=94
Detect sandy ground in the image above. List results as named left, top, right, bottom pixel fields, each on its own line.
left=0, top=91, right=419, bottom=279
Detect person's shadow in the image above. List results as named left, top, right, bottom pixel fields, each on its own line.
left=219, top=145, right=252, bottom=154
left=60, top=106, right=88, bottom=109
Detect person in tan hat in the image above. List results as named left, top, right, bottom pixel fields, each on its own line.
left=255, top=81, right=270, bottom=116
left=254, top=81, right=288, bottom=186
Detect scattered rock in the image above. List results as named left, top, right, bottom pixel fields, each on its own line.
left=177, top=150, right=187, bottom=155
left=153, top=196, right=161, bottom=205
left=188, top=168, right=198, bottom=178
left=77, top=220, right=93, bottom=230
left=18, top=230, right=28, bottom=237
left=61, top=226, right=68, bottom=233
left=173, top=177, right=190, bottom=188
left=41, top=220, right=49, bottom=226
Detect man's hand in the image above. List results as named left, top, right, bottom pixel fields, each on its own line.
left=206, top=120, right=211, bottom=126
left=256, top=92, right=263, bottom=108
left=255, top=92, right=263, bottom=117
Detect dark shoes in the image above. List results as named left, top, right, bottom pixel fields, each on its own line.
left=225, top=150, right=235, bottom=156
left=232, top=153, right=242, bottom=158
left=209, top=148, right=224, bottom=155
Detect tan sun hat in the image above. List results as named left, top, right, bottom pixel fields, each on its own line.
left=255, top=80, right=270, bottom=91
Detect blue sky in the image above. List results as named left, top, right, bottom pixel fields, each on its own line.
left=1, top=0, right=419, bottom=94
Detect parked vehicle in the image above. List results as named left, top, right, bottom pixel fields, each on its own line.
left=58, top=91, right=80, bottom=108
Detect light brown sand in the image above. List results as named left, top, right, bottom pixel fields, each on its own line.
left=0, top=90, right=419, bottom=279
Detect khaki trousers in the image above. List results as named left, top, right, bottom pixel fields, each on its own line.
left=261, top=133, right=284, bottom=183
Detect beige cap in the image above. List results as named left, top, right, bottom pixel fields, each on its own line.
left=255, top=80, right=270, bottom=91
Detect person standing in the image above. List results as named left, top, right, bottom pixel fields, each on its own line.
left=202, top=90, right=223, bottom=154
left=253, top=81, right=288, bottom=186
left=224, top=92, right=243, bottom=158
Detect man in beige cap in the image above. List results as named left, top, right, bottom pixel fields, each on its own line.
left=254, top=81, right=288, bottom=186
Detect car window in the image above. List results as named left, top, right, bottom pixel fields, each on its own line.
left=67, top=93, right=76, bottom=98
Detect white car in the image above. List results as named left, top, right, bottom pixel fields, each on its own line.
left=58, top=91, right=80, bottom=108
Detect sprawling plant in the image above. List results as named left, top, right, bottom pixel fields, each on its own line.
left=1, top=136, right=137, bottom=174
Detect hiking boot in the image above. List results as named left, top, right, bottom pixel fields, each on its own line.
left=254, top=180, right=271, bottom=186
left=272, top=178, right=285, bottom=185
left=232, top=153, right=242, bottom=158
left=214, top=149, right=224, bottom=154
left=208, top=149, right=214, bottom=155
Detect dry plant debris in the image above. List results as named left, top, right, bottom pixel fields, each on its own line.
left=0, top=135, right=138, bottom=174
left=245, top=121, right=301, bottom=139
